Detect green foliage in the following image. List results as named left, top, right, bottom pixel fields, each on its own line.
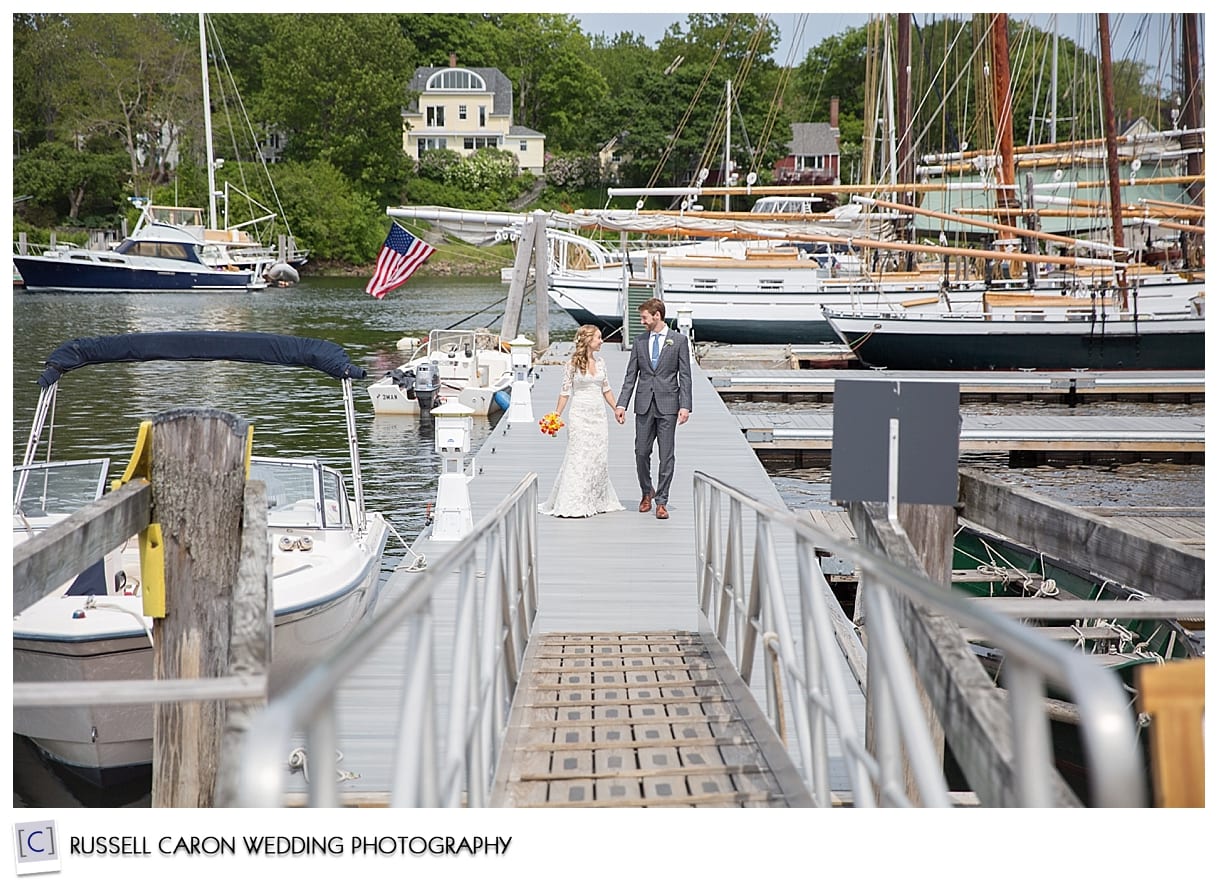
left=258, top=14, right=415, bottom=207
left=14, top=139, right=130, bottom=221
left=10, top=11, right=1183, bottom=261
left=404, top=177, right=504, bottom=212
left=417, top=148, right=464, bottom=183
left=247, top=160, right=384, bottom=264
left=446, top=148, right=519, bottom=191
left=544, top=152, right=603, bottom=189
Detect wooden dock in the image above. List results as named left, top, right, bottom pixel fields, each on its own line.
left=710, top=368, right=1205, bottom=403
left=491, top=631, right=812, bottom=806
left=292, top=344, right=862, bottom=804
left=738, top=412, right=1204, bottom=456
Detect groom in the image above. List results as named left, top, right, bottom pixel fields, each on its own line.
left=615, top=298, right=692, bottom=520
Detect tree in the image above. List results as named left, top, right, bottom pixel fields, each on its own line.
left=14, top=139, right=129, bottom=222
left=15, top=14, right=199, bottom=198
left=258, top=14, right=415, bottom=207
left=488, top=14, right=608, bottom=152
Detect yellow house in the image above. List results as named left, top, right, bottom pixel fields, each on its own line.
left=402, top=55, right=546, bottom=175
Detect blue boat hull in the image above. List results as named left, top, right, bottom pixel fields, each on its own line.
left=14, top=256, right=256, bottom=292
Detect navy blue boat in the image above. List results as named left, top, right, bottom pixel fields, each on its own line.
left=13, top=221, right=265, bottom=292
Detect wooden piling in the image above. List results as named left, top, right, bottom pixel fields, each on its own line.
left=532, top=210, right=550, bottom=351
left=215, top=479, right=272, bottom=807
left=850, top=500, right=1081, bottom=807
left=150, top=408, right=250, bottom=808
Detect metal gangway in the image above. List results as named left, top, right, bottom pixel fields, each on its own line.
left=231, top=472, right=1147, bottom=808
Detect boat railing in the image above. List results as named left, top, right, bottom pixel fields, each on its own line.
left=231, top=474, right=540, bottom=807
left=692, top=470, right=1146, bottom=807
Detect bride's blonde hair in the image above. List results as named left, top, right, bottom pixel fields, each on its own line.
left=571, top=324, right=599, bottom=374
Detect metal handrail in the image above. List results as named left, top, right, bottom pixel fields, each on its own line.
left=231, top=474, right=540, bottom=807
left=692, top=470, right=1146, bottom=807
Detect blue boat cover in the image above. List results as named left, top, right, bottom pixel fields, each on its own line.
left=38, top=332, right=366, bottom=387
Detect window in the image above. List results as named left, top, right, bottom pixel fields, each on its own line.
left=520, top=141, right=528, bottom=152
left=417, top=137, right=447, bottom=157
left=426, top=106, right=446, bottom=127
left=463, top=137, right=496, bottom=150
left=426, top=69, right=487, bottom=91
left=479, top=106, right=486, bottom=126
left=458, top=105, right=467, bottom=120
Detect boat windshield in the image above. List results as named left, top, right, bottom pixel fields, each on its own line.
left=114, top=239, right=200, bottom=262
left=13, top=459, right=110, bottom=522
left=252, top=458, right=350, bottom=529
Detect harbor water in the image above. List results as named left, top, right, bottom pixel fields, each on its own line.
left=10, top=275, right=1203, bottom=806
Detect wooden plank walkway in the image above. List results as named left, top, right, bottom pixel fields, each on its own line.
left=710, top=368, right=1205, bottom=402
left=738, top=412, right=1205, bottom=454
left=279, top=344, right=862, bottom=803
left=491, top=631, right=813, bottom=806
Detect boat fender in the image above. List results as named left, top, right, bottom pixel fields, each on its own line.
left=492, top=389, right=511, bottom=412
left=266, top=262, right=300, bottom=284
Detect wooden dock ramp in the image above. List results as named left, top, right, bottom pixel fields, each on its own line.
left=492, top=631, right=813, bottom=807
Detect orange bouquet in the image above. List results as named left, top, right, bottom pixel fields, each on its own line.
left=539, top=412, right=564, bottom=437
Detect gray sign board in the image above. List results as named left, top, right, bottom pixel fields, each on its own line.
left=830, top=379, right=960, bottom=505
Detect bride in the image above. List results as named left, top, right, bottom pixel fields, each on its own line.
left=539, top=325, right=625, bottom=518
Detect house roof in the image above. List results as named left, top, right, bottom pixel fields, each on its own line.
left=508, top=124, right=544, bottom=138
left=786, top=122, right=838, bottom=157
left=407, top=67, right=514, bottom=117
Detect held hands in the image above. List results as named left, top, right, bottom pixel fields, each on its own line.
left=614, top=405, right=626, bottom=425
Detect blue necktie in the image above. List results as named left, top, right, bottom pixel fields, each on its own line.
left=650, top=333, right=660, bottom=368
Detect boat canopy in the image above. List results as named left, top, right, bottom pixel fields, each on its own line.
left=38, top=332, right=366, bottom=387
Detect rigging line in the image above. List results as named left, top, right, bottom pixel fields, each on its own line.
left=752, top=15, right=802, bottom=177
left=697, top=15, right=770, bottom=187
left=206, top=15, right=294, bottom=240
left=645, top=17, right=736, bottom=190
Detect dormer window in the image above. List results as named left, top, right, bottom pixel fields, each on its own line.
left=426, top=69, right=486, bottom=91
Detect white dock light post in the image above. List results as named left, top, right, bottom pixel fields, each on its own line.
left=430, top=400, right=475, bottom=542
left=507, top=335, right=535, bottom=424
left=676, top=306, right=694, bottom=347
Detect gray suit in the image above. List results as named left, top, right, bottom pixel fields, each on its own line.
left=617, top=328, right=693, bottom=505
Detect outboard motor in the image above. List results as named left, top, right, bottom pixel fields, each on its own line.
left=390, top=368, right=417, bottom=399
left=413, top=360, right=441, bottom=413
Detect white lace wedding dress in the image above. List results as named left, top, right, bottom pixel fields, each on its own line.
left=539, top=356, right=625, bottom=518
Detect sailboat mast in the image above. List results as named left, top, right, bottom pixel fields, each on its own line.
left=1097, top=13, right=1126, bottom=259
left=1049, top=18, right=1059, bottom=144
left=724, top=80, right=732, bottom=213
left=896, top=13, right=913, bottom=267
left=200, top=12, right=218, bottom=231
left=1179, top=13, right=1203, bottom=266
left=990, top=14, right=1018, bottom=224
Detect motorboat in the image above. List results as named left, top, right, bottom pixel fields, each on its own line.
left=11, top=219, right=268, bottom=293
left=12, top=331, right=390, bottom=785
left=367, top=327, right=514, bottom=417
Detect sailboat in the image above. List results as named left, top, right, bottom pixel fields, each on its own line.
left=191, top=11, right=307, bottom=281
left=822, top=13, right=1204, bottom=368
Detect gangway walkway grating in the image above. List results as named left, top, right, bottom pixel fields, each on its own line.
left=492, top=631, right=814, bottom=807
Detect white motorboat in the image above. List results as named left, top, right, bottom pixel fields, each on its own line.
left=13, top=332, right=390, bottom=786
left=367, top=327, right=514, bottom=417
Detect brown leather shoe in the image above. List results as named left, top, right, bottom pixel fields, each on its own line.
left=639, top=493, right=653, bottom=513
left=655, top=503, right=669, bottom=520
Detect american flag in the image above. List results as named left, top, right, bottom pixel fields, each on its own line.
left=365, top=222, right=436, bottom=299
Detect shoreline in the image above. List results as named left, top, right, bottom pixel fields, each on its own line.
left=310, top=256, right=506, bottom=279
